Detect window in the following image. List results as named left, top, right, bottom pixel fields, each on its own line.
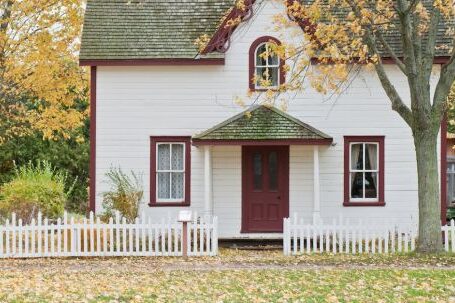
left=344, top=136, right=385, bottom=206
left=249, top=36, right=285, bottom=91
left=150, top=137, right=191, bottom=206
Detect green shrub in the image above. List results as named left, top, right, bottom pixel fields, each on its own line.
left=0, top=161, right=73, bottom=223
left=102, top=167, right=143, bottom=222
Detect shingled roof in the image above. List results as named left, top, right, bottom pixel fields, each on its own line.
left=80, top=0, right=453, bottom=61
left=80, top=0, right=233, bottom=60
left=192, top=105, right=333, bottom=144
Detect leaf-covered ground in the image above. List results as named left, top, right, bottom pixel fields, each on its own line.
left=0, top=249, right=454, bottom=303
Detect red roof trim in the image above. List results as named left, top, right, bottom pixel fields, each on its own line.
left=201, top=0, right=256, bottom=55
left=79, top=58, right=225, bottom=67
left=192, top=138, right=333, bottom=146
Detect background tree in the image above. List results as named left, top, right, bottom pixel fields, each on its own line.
left=0, top=0, right=87, bottom=143
left=0, top=0, right=89, bottom=213
left=238, top=0, right=454, bottom=252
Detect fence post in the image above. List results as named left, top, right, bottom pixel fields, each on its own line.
left=182, top=221, right=188, bottom=259
left=283, top=218, right=289, bottom=256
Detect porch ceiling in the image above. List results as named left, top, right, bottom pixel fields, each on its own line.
left=192, top=105, right=333, bottom=146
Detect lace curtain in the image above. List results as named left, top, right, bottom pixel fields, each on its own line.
left=157, top=143, right=184, bottom=200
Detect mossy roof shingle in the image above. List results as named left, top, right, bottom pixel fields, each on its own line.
left=193, top=105, right=332, bottom=141
left=80, top=0, right=233, bottom=60
left=80, top=0, right=452, bottom=60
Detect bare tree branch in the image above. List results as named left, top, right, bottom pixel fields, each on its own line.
left=345, top=0, right=413, bottom=126
left=432, top=45, right=455, bottom=118
left=375, top=29, right=407, bottom=74
left=421, top=5, right=442, bottom=80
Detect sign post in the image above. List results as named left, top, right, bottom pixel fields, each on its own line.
left=178, top=211, right=192, bottom=259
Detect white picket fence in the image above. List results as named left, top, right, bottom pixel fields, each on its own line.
left=0, top=212, right=218, bottom=258
left=284, top=217, right=455, bottom=255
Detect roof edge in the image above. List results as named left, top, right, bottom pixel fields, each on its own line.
left=192, top=138, right=334, bottom=146
left=79, top=58, right=225, bottom=67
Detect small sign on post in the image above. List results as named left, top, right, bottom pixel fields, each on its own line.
left=178, top=210, right=192, bottom=259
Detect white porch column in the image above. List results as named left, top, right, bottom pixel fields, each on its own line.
left=204, top=146, right=213, bottom=216
left=313, top=146, right=322, bottom=224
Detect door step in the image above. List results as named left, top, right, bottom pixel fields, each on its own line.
left=220, top=239, right=283, bottom=250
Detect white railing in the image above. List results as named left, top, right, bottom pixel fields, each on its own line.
left=284, top=217, right=455, bottom=255
left=0, top=212, right=218, bottom=259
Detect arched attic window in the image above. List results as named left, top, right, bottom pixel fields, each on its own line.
left=249, top=36, right=285, bottom=91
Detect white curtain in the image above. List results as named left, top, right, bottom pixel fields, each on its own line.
left=351, top=144, right=362, bottom=190
left=367, top=144, right=378, bottom=191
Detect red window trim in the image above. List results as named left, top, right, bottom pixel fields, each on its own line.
left=149, top=136, right=191, bottom=207
left=249, top=36, right=286, bottom=91
left=344, top=136, right=385, bottom=207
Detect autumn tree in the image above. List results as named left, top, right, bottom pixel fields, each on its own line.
left=0, top=0, right=88, bottom=143
left=242, top=0, right=454, bottom=252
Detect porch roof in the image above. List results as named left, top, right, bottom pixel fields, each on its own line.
left=192, top=105, right=333, bottom=146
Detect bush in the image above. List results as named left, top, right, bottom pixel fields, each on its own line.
left=0, top=127, right=89, bottom=214
left=102, top=167, right=143, bottom=222
left=0, top=161, right=73, bottom=223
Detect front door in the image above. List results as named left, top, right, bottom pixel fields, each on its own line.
left=242, top=146, right=289, bottom=233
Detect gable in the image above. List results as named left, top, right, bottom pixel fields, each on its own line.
left=193, top=105, right=333, bottom=142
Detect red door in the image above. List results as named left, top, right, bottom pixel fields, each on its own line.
left=242, top=146, right=289, bottom=233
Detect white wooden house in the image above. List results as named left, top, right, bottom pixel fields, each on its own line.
left=80, top=0, right=449, bottom=238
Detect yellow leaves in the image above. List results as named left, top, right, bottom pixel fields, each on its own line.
left=194, top=34, right=211, bottom=52
left=434, top=0, right=455, bottom=18
left=0, top=0, right=88, bottom=142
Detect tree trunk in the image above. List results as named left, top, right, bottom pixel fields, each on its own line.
left=413, top=128, right=443, bottom=253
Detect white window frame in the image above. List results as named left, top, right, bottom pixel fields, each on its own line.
left=254, top=42, right=280, bottom=90
left=349, top=142, right=380, bottom=202
left=155, top=142, right=186, bottom=203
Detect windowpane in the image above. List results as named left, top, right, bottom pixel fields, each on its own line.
left=269, top=67, right=279, bottom=87
left=253, top=152, right=263, bottom=190
left=351, top=144, right=363, bottom=170
left=256, top=66, right=268, bottom=81
left=171, top=172, right=184, bottom=199
left=350, top=172, right=364, bottom=199
left=365, top=172, right=378, bottom=198
left=256, top=67, right=279, bottom=87
left=268, top=50, right=279, bottom=65
left=157, top=172, right=170, bottom=199
left=365, top=144, right=378, bottom=170
left=269, top=152, right=278, bottom=191
left=256, top=44, right=268, bottom=66
left=157, top=144, right=170, bottom=170
left=171, top=144, right=184, bottom=170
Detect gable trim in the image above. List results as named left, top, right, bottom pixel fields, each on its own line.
left=201, top=0, right=256, bottom=55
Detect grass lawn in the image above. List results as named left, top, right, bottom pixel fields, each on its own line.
left=0, top=249, right=454, bottom=303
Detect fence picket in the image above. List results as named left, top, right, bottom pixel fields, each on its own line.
left=0, top=213, right=218, bottom=259
left=450, top=220, right=455, bottom=253
left=282, top=216, right=452, bottom=256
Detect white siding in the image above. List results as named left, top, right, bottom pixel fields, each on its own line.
left=95, top=1, right=440, bottom=238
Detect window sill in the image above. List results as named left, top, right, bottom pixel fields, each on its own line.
left=343, top=201, right=386, bottom=207
left=251, top=87, right=279, bottom=92
left=148, top=202, right=191, bottom=207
